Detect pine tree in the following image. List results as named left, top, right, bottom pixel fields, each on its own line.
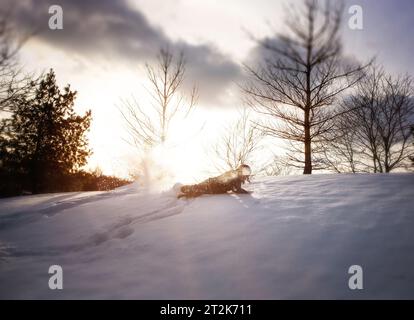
left=0, top=69, right=91, bottom=193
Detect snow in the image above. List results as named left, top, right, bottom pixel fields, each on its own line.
left=0, top=173, right=413, bottom=299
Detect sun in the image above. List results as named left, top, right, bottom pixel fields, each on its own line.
left=136, top=108, right=237, bottom=188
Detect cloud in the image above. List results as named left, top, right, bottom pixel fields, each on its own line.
left=8, top=0, right=242, bottom=107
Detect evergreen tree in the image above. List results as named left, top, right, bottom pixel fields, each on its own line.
left=0, top=69, right=91, bottom=193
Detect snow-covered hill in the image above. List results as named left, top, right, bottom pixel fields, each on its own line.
left=0, top=174, right=413, bottom=299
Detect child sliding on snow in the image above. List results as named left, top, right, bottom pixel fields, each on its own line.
left=177, top=164, right=252, bottom=199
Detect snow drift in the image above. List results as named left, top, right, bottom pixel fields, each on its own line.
left=0, top=173, right=413, bottom=299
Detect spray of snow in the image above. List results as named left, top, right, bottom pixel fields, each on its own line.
left=136, top=143, right=178, bottom=193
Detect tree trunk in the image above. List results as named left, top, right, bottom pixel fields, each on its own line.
left=303, top=108, right=312, bottom=174
left=30, top=160, right=39, bottom=194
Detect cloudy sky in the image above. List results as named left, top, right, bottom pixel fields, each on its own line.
left=6, top=0, right=414, bottom=180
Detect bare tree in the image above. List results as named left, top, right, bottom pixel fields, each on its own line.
left=120, top=48, right=197, bottom=150
left=212, top=108, right=263, bottom=172
left=324, top=66, right=414, bottom=173
left=243, top=0, right=369, bottom=174
left=259, top=155, right=293, bottom=176
left=319, top=117, right=362, bottom=173
left=0, top=11, right=35, bottom=113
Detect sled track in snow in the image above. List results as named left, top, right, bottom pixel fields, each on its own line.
left=0, top=188, right=145, bottom=231
left=0, top=196, right=187, bottom=259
